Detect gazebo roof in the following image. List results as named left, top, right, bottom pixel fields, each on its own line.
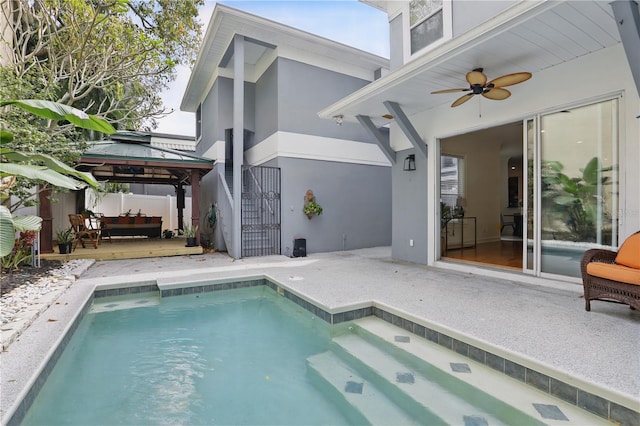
left=79, top=132, right=213, bottom=186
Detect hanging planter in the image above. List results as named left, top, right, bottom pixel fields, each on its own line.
left=303, top=189, right=323, bottom=220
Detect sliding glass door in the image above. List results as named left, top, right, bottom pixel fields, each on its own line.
left=525, top=99, right=619, bottom=278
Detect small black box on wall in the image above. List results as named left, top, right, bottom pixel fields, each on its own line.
left=293, top=238, right=306, bottom=257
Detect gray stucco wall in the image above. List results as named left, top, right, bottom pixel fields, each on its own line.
left=265, top=157, right=391, bottom=255
left=199, top=163, right=226, bottom=251
left=277, top=58, right=376, bottom=143
left=254, top=60, right=279, bottom=145
left=392, top=149, right=428, bottom=264
left=389, top=13, right=404, bottom=71
left=196, top=77, right=256, bottom=157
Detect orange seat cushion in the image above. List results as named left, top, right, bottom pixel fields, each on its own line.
left=615, top=232, right=640, bottom=269
left=587, top=262, right=640, bottom=285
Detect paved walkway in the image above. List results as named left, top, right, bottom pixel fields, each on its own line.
left=2, top=248, right=639, bottom=424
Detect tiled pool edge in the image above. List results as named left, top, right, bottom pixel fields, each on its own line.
left=7, top=276, right=638, bottom=426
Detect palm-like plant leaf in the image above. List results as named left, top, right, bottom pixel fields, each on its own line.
left=0, top=163, right=89, bottom=190
left=0, top=100, right=116, bottom=134
left=1, top=150, right=99, bottom=189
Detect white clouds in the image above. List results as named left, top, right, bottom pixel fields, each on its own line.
left=154, top=0, right=390, bottom=137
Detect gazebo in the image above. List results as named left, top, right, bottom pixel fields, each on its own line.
left=39, top=132, right=213, bottom=253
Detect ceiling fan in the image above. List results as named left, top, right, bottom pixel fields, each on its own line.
left=431, top=68, right=532, bottom=107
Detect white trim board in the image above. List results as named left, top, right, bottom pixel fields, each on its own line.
left=244, top=131, right=392, bottom=167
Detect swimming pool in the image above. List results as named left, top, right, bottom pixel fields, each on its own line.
left=19, top=285, right=606, bottom=425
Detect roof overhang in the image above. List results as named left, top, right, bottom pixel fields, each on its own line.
left=320, top=1, right=622, bottom=128
left=181, top=4, right=389, bottom=112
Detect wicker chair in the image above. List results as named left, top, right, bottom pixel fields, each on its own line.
left=580, top=231, right=640, bottom=311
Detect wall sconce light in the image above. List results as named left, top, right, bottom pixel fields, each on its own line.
left=403, top=154, right=416, bottom=171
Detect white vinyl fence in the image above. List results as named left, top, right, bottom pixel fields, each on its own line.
left=86, top=191, right=192, bottom=232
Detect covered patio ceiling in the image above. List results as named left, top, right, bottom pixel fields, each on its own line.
left=78, top=132, right=213, bottom=186
left=319, top=1, right=622, bottom=127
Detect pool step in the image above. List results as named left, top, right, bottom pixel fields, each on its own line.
left=347, top=317, right=609, bottom=426
left=331, top=332, right=510, bottom=426
left=307, top=351, right=420, bottom=425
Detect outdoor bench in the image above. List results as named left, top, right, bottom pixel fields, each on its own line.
left=101, top=215, right=162, bottom=238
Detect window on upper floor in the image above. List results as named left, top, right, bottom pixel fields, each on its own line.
left=410, top=0, right=443, bottom=54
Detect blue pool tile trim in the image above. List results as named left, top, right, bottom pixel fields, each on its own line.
left=94, top=284, right=158, bottom=298
left=463, top=415, right=489, bottom=426
left=450, top=363, right=472, bottom=373
left=396, top=372, right=415, bottom=384
left=345, top=381, right=363, bottom=394
left=533, top=403, right=569, bottom=421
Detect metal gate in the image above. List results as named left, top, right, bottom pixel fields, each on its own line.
left=241, top=166, right=281, bottom=257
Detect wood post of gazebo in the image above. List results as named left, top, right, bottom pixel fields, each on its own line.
left=191, top=169, right=201, bottom=246
left=177, top=184, right=185, bottom=231
left=39, top=186, right=53, bottom=253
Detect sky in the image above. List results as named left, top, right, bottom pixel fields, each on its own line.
left=153, top=0, right=390, bottom=137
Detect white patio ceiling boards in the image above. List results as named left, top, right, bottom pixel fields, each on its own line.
left=319, top=1, right=621, bottom=127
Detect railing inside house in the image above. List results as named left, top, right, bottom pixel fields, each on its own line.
left=216, top=168, right=234, bottom=255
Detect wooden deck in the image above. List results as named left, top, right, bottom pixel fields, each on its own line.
left=41, top=237, right=203, bottom=261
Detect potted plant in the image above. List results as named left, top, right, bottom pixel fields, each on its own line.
left=163, top=229, right=174, bottom=239
left=303, top=190, right=323, bottom=219
left=303, top=200, right=323, bottom=219
left=55, top=228, right=74, bottom=254
left=183, top=224, right=199, bottom=247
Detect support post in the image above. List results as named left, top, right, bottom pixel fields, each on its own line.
left=383, top=101, right=427, bottom=158
left=356, top=115, right=396, bottom=164
left=232, top=34, right=244, bottom=259
left=38, top=186, right=53, bottom=253
left=177, top=184, right=185, bottom=231
left=191, top=169, right=201, bottom=246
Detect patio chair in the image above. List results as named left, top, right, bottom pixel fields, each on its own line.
left=85, top=212, right=111, bottom=243
left=580, top=230, right=640, bottom=311
left=68, top=214, right=100, bottom=250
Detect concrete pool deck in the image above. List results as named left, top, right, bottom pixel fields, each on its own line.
left=1, top=247, right=639, bottom=424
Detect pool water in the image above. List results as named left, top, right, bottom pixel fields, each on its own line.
left=20, top=286, right=602, bottom=425
left=23, top=287, right=346, bottom=425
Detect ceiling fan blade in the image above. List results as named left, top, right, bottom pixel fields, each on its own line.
left=451, top=93, right=474, bottom=107
left=431, top=88, right=471, bottom=94
left=466, top=70, right=487, bottom=86
left=488, top=72, right=532, bottom=88
left=482, top=87, right=511, bottom=100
